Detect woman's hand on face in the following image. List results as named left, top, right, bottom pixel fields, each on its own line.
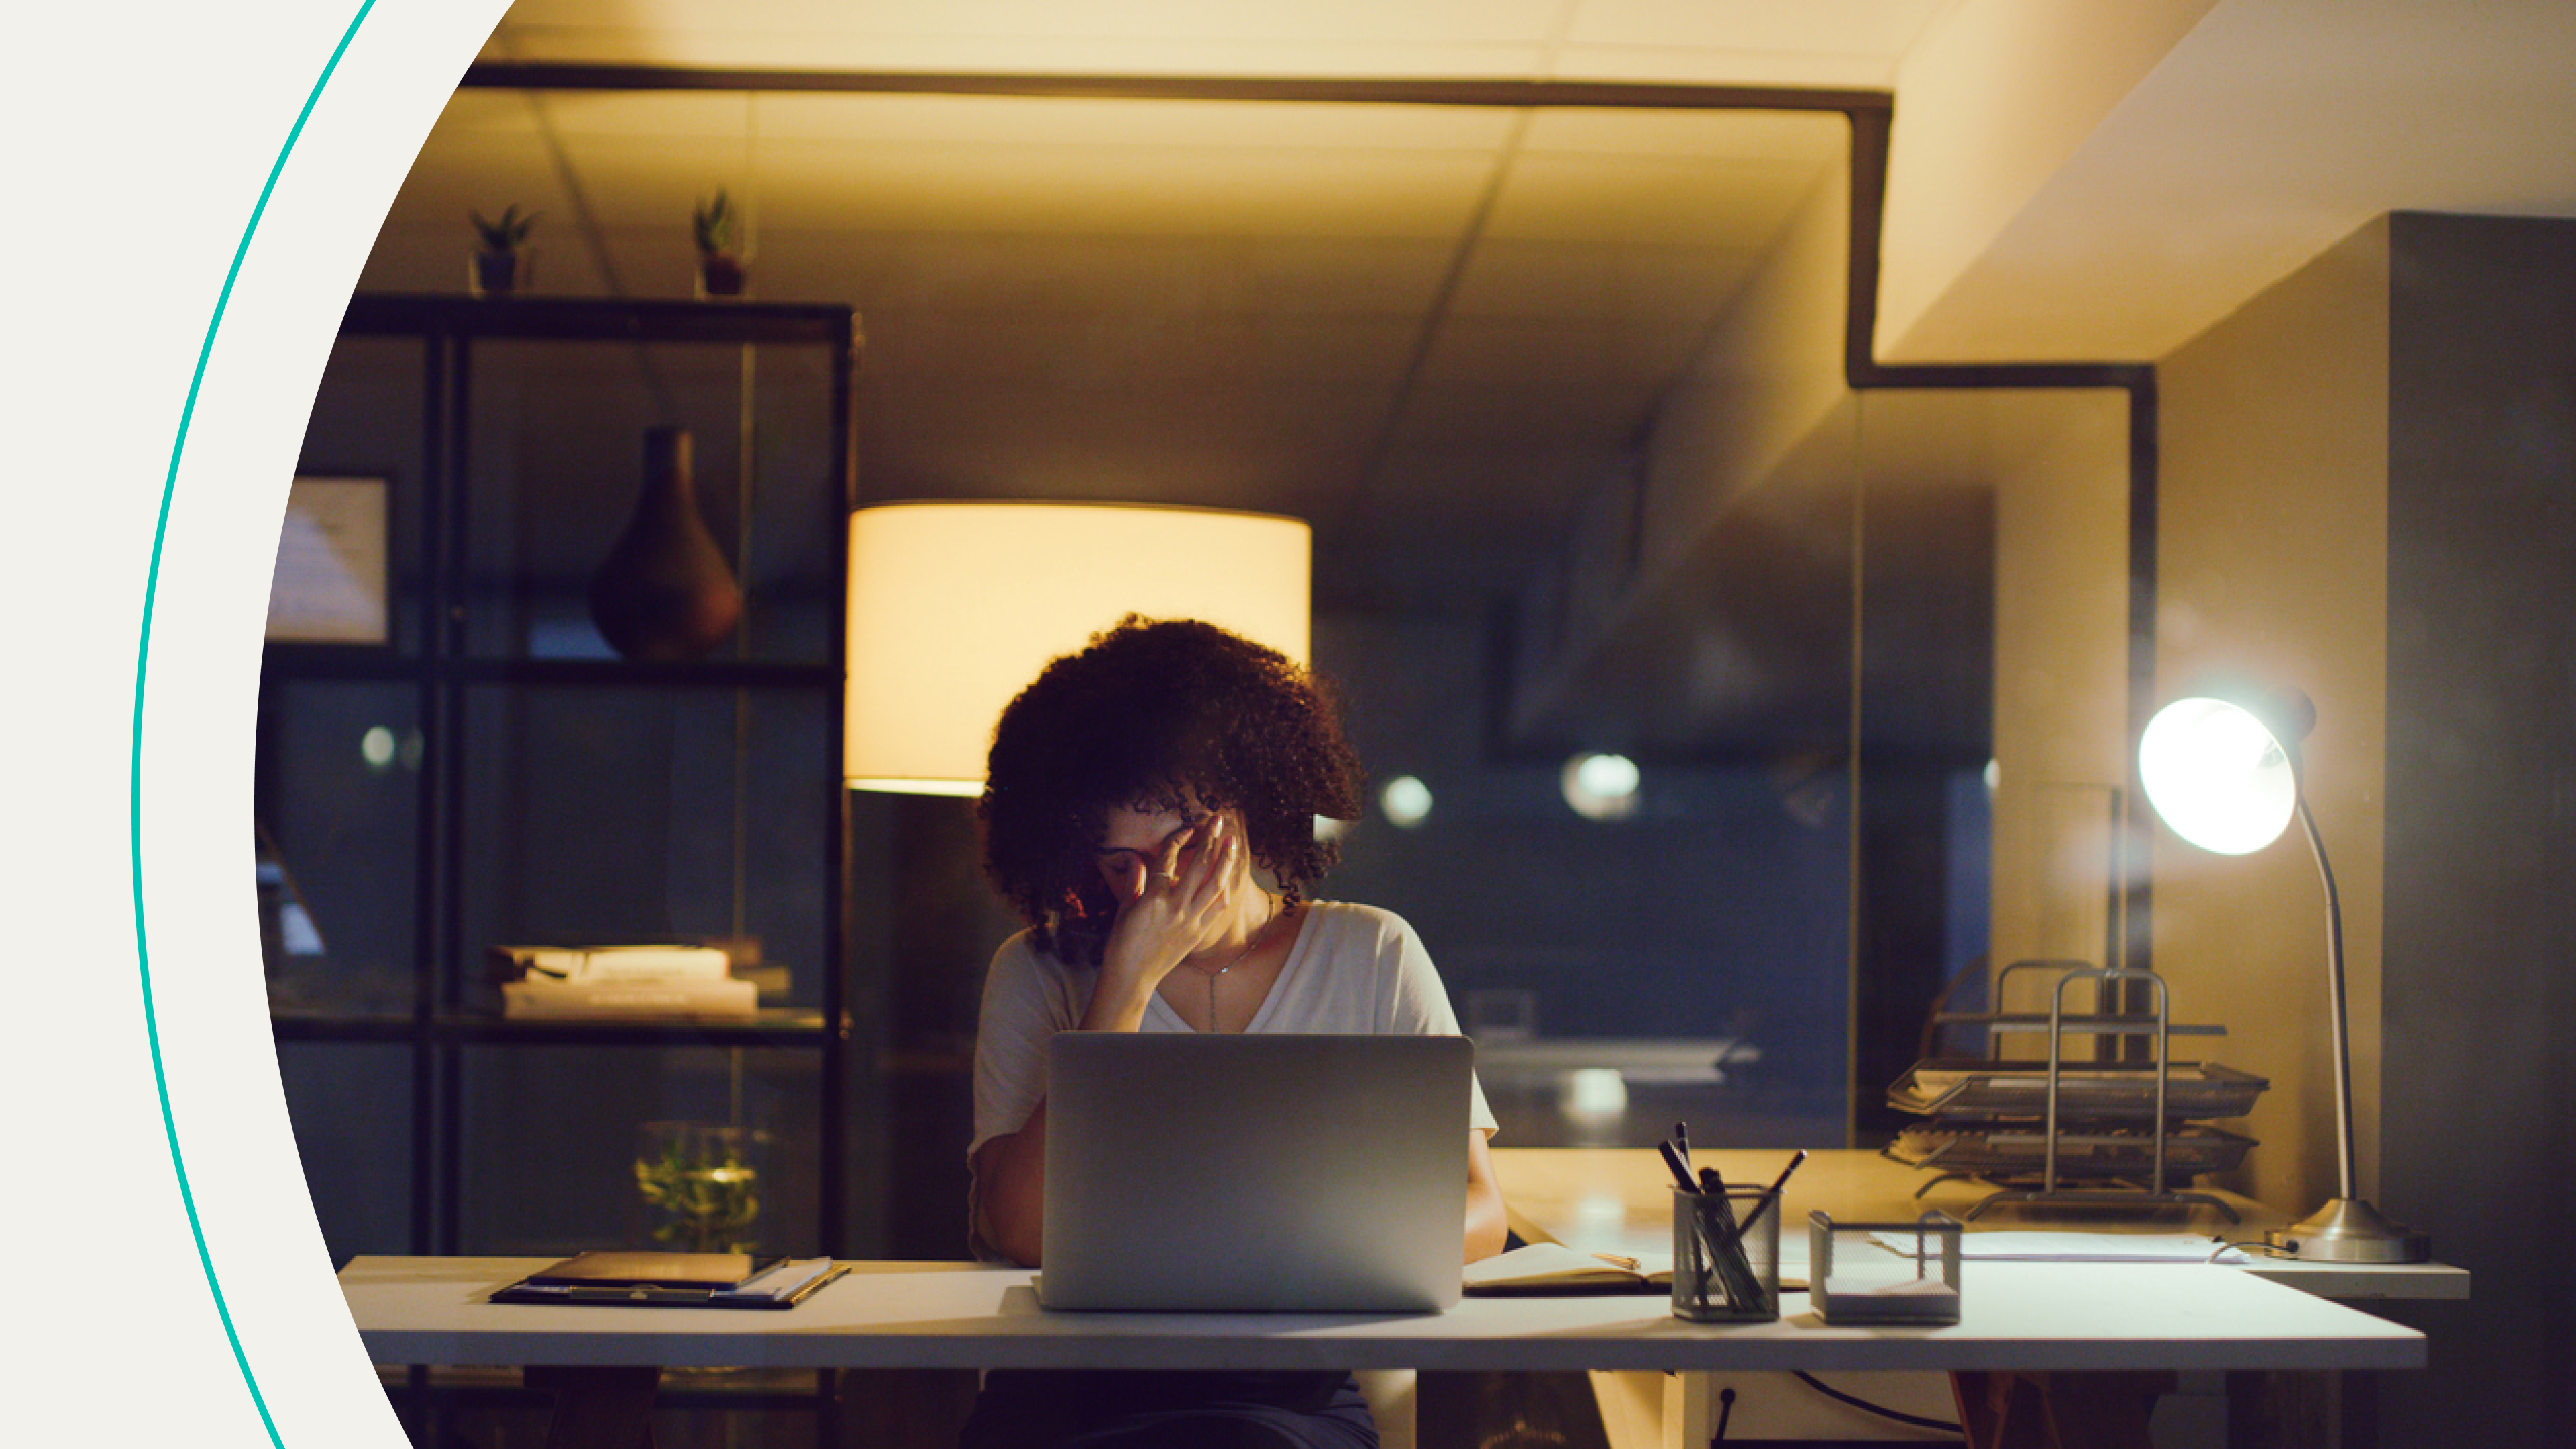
left=1099, top=814, right=1241, bottom=996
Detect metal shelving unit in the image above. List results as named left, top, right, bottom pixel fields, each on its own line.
left=260, top=294, right=861, bottom=1442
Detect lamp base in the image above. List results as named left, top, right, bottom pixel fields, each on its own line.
left=2265, top=1197, right=2430, bottom=1263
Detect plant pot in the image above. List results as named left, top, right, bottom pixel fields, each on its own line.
left=470, top=248, right=525, bottom=297
left=697, top=252, right=748, bottom=298
left=586, top=427, right=745, bottom=661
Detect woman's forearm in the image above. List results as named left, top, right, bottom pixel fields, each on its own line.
left=973, top=1099, right=1051, bottom=1267
left=1462, top=1130, right=1508, bottom=1262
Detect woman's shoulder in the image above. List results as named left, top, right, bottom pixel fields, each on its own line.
left=988, top=926, right=1077, bottom=980
left=1301, top=899, right=1419, bottom=949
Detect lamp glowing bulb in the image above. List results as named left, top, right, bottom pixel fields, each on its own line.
left=2139, top=697, right=2298, bottom=855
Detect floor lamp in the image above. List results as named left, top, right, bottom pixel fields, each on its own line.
left=2137, top=688, right=2430, bottom=1262
left=842, top=501, right=1313, bottom=796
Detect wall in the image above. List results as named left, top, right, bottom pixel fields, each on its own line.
left=2155, top=216, right=2391, bottom=1216
left=1980, top=388, right=2136, bottom=983
left=2157, top=210, right=2576, bottom=1447
left=2376, top=211, right=2576, bottom=1448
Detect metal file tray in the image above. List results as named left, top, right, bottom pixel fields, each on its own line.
left=1887, top=1124, right=2257, bottom=1181
left=1888, top=1059, right=2269, bottom=1121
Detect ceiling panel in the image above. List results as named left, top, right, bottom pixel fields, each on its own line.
left=494, top=0, right=1572, bottom=46
left=1445, top=239, right=1758, bottom=322
left=1517, top=107, right=1849, bottom=162
left=1413, top=315, right=1705, bottom=396
left=1564, top=0, right=1953, bottom=58
left=1485, top=153, right=1831, bottom=246
left=753, top=233, right=1456, bottom=319
left=735, top=136, right=1500, bottom=238
left=365, top=1, right=1878, bottom=612
left=855, top=311, right=1423, bottom=388
left=748, top=95, right=1523, bottom=152
left=1382, top=378, right=1644, bottom=451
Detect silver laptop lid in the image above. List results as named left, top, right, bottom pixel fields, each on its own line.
left=1039, top=1032, right=1472, bottom=1313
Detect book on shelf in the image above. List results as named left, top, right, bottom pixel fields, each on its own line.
left=500, top=975, right=758, bottom=1020
left=1462, top=1242, right=1674, bottom=1295
left=488, top=943, right=732, bottom=984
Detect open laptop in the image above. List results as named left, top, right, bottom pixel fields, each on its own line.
left=1038, top=1032, right=1473, bottom=1313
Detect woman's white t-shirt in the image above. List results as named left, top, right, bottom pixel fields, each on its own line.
left=969, top=900, right=1499, bottom=1162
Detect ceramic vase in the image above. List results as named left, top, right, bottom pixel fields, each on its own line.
left=587, top=426, right=744, bottom=661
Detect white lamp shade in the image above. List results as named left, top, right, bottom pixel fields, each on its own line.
left=2138, top=696, right=2300, bottom=855
left=843, top=502, right=1311, bottom=794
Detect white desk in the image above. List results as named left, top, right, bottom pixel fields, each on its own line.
left=341, top=1150, right=2445, bottom=1448
left=342, top=1254, right=2421, bottom=1377
left=1490, top=1148, right=2469, bottom=1304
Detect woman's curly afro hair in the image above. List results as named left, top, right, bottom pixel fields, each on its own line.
left=977, top=615, right=1365, bottom=968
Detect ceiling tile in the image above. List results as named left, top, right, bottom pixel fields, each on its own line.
left=1446, top=238, right=1756, bottom=321
left=856, top=309, right=1421, bottom=388
left=1386, top=378, right=1647, bottom=451
left=1413, top=315, right=1704, bottom=395
left=1516, top=107, right=1849, bottom=163
left=754, top=232, right=1454, bottom=319
left=748, top=94, right=1521, bottom=152
left=1485, top=152, right=1831, bottom=246
left=1564, top=0, right=1951, bottom=58
left=734, top=135, right=1495, bottom=238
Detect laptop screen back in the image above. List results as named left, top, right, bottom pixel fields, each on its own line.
left=1039, top=1032, right=1472, bottom=1313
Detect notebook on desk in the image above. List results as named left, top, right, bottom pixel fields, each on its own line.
left=1037, top=1032, right=1473, bottom=1313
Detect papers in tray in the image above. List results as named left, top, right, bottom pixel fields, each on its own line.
left=493, top=1252, right=847, bottom=1308
left=1869, top=1231, right=2247, bottom=1265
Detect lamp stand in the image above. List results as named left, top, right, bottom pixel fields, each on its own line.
left=2265, top=799, right=2430, bottom=1263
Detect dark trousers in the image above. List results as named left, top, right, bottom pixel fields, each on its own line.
left=959, top=1370, right=1378, bottom=1449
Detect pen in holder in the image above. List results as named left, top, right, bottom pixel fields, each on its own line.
left=1672, top=1185, right=1780, bottom=1322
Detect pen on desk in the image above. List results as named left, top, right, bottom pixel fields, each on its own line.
left=1673, top=1120, right=1693, bottom=1175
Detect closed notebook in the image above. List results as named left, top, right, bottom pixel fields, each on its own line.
left=494, top=1251, right=846, bottom=1308
left=523, top=1251, right=774, bottom=1288
left=1464, top=1242, right=1672, bottom=1295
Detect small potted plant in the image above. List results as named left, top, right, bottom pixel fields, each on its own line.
left=469, top=204, right=537, bottom=297
left=693, top=189, right=747, bottom=298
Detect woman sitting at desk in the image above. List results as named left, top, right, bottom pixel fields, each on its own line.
left=963, top=615, right=1505, bottom=1449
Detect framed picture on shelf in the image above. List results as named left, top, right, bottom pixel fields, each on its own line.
left=267, top=474, right=390, bottom=644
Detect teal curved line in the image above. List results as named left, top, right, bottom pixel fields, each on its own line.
left=132, top=3, right=382, bottom=1445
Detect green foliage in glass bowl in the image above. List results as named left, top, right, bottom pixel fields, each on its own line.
left=634, top=1132, right=761, bottom=1253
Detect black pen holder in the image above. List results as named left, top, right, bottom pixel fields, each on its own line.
left=1671, top=1186, right=1780, bottom=1322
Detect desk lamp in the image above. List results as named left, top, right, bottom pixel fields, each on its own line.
left=2138, top=688, right=2430, bottom=1262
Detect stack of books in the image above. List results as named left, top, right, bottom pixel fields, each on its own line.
left=494, top=944, right=758, bottom=1020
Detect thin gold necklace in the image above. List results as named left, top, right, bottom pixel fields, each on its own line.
left=1188, top=894, right=1280, bottom=1033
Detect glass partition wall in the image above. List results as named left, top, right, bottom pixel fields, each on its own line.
left=270, top=81, right=2145, bottom=1277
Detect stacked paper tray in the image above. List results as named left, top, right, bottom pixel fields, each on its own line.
left=1888, top=1059, right=2269, bottom=1121
left=1887, top=1123, right=2257, bottom=1180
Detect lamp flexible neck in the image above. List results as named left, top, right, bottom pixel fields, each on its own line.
left=2295, top=795, right=2358, bottom=1203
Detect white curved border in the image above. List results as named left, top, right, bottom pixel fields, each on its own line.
left=5, top=2, right=506, bottom=1440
